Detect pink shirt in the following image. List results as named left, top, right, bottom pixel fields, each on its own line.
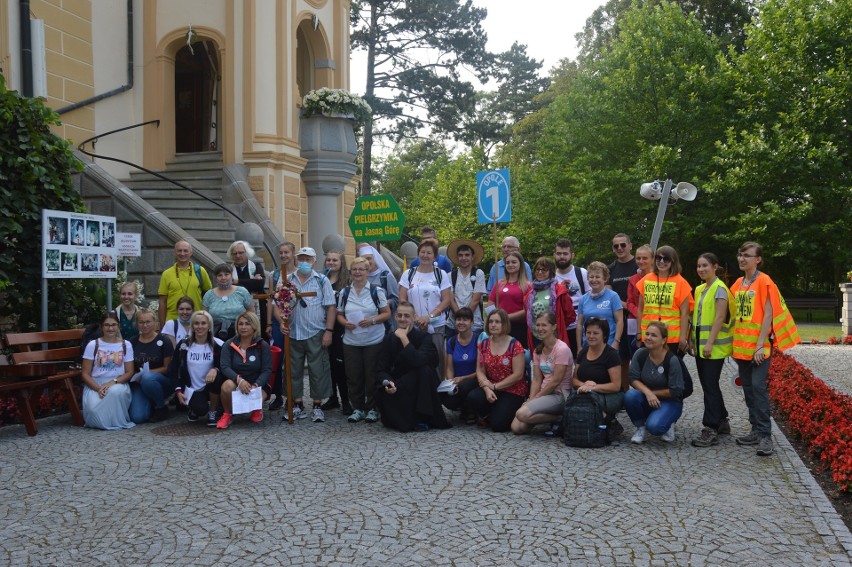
left=533, top=339, right=573, bottom=393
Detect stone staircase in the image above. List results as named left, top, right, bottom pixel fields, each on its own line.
left=121, top=152, right=235, bottom=259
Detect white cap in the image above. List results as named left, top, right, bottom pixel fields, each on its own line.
left=296, top=247, right=317, bottom=257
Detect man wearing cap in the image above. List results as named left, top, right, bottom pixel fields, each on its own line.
left=277, top=246, right=336, bottom=422
left=486, top=236, right=533, bottom=293
left=446, top=239, right=487, bottom=337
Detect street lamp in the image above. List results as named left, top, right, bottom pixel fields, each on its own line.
left=640, top=179, right=697, bottom=250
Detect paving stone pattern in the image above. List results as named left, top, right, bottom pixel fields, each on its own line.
left=1, top=361, right=850, bottom=566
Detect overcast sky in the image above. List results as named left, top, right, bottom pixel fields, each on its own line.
left=349, top=0, right=606, bottom=93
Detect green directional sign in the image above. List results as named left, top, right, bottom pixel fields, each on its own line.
left=348, top=194, right=406, bottom=242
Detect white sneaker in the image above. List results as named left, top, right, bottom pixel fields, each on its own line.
left=311, top=407, right=325, bottom=422
left=631, top=426, right=646, bottom=444
left=292, top=406, right=308, bottom=420
left=662, top=424, right=676, bottom=442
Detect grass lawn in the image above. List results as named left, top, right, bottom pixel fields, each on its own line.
left=797, top=323, right=847, bottom=342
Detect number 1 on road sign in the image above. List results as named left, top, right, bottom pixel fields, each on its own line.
left=477, top=169, right=511, bottom=224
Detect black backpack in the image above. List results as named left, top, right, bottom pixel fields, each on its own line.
left=562, top=394, right=608, bottom=448
left=634, top=349, right=694, bottom=399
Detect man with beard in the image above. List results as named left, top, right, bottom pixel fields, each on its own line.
left=607, top=233, right=638, bottom=387
left=553, top=238, right=589, bottom=356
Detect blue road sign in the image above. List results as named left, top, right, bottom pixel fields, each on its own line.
left=477, top=169, right=511, bottom=224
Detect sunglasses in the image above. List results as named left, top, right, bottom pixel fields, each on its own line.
left=612, top=243, right=628, bottom=249
left=655, top=255, right=672, bottom=263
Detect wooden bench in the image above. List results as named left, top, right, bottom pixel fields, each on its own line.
left=1, top=329, right=86, bottom=436
left=784, top=296, right=840, bottom=323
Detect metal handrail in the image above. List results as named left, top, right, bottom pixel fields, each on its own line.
left=77, top=120, right=278, bottom=267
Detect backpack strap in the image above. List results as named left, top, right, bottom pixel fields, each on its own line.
left=194, top=262, right=209, bottom=293
left=272, top=269, right=281, bottom=288
left=340, top=286, right=351, bottom=310
left=380, top=271, right=389, bottom=292
left=369, top=284, right=380, bottom=310
left=451, top=267, right=459, bottom=288
left=173, top=319, right=179, bottom=336
left=407, top=266, right=416, bottom=287
left=575, top=266, right=586, bottom=296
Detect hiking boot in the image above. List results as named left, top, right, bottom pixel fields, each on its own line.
left=736, top=431, right=760, bottom=446
left=206, top=411, right=217, bottom=427
left=692, top=427, right=719, bottom=447
left=662, top=424, right=676, bottom=442
left=268, top=396, right=284, bottom=411
left=348, top=409, right=366, bottom=423
left=631, top=426, right=647, bottom=444
left=756, top=436, right=774, bottom=456
left=216, top=412, right=233, bottom=429
left=321, top=397, right=340, bottom=411
left=365, top=409, right=380, bottom=423
left=311, top=407, right=325, bottom=423
left=250, top=409, right=264, bottom=423
left=187, top=410, right=199, bottom=423
left=149, top=406, right=169, bottom=423
left=716, top=418, right=731, bottom=435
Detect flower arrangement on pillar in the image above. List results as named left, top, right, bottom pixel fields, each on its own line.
left=301, top=88, right=372, bottom=125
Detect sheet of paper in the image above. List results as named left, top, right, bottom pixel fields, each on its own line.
left=232, top=387, right=262, bottom=414
left=627, top=318, right=638, bottom=336
left=347, top=311, right=370, bottom=335
left=182, top=387, right=196, bottom=405
left=437, top=379, right=458, bottom=394
left=130, top=372, right=142, bottom=383
left=485, top=304, right=496, bottom=315
left=143, top=361, right=150, bottom=373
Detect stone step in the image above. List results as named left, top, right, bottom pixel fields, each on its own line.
left=124, top=173, right=223, bottom=187
left=128, top=186, right=223, bottom=199
left=171, top=151, right=223, bottom=163
left=155, top=215, right=233, bottom=229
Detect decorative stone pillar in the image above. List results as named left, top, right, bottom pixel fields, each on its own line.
left=299, top=116, right=358, bottom=265
left=841, top=283, right=852, bottom=335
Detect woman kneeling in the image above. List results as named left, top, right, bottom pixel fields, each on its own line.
left=626, top=321, right=685, bottom=444
left=511, top=313, right=573, bottom=435
left=217, top=312, right=272, bottom=429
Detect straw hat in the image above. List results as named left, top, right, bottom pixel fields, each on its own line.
left=446, top=239, right=484, bottom=266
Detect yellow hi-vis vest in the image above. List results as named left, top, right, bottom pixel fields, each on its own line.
left=731, top=272, right=800, bottom=361
left=692, top=278, right=735, bottom=359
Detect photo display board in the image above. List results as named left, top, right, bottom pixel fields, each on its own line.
left=43, top=209, right=118, bottom=279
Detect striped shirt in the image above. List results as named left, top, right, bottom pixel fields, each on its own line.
left=286, top=271, right=335, bottom=340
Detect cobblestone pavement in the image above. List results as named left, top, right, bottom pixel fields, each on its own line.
left=1, top=364, right=850, bottom=566
left=788, top=344, right=852, bottom=398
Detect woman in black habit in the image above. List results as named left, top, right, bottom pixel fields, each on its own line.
left=375, top=301, right=451, bottom=432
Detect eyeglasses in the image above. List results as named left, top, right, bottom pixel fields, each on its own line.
left=102, top=323, right=118, bottom=328
left=737, top=253, right=757, bottom=259
left=612, top=243, right=628, bottom=249
left=350, top=267, right=367, bottom=272
left=534, top=267, right=550, bottom=273
left=655, top=255, right=672, bottom=263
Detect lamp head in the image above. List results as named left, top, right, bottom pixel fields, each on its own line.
left=640, top=181, right=662, bottom=201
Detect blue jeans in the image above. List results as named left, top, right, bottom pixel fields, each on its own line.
left=624, top=388, right=683, bottom=435
left=129, top=371, right=172, bottom=423
left=736, top=357, right=771, bottom=437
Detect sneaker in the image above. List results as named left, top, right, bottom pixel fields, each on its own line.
left=311, top=407, right=325, bottom=423
left=321, top=397, right=340, bottom=411
left=216, top=412, right=233, bottom=429
left=341, top=401, right=354, bottom=416
left=348, top=409, right=366, bottom=423
left=661, top=424, right=676, bottom=442
left=631, top=426, right=647, bottom=444
left=149, top=406, right=169, bottom=423
left=692, top=427, right=719, bottom=447
left=365, top=409, right=380, bottom=423
left=206, top=411, right=218, bottom=427
left=736, top=431, right=760, bottom=446
left=268, top=396, right=284, bottom=411
left=187, top=410, right=199, bottom=423
left=292, top=405, right=308, bottom=420
left=609, top=418, right=625, bottom=438
left=717, top=418, right=731, bottom=435
left=756, top=436, right=774, bottom=456
left=543, top=423, right=562, bottom=438
left=250, top=409, right=264, bottom=423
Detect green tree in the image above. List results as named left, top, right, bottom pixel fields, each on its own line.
left=503, top=3, right=731, bottom=264
left=351, top=0, right=492, bottom=195
left=708, top=0, right=851, bottom=290
left=0, top=75, right=101, bottom=331
left=576, top=0, right=755, bottom=62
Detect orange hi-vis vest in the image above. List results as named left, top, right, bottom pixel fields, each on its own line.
left=638, top=273, right=693, bottom=343
left=731, top=272, right=800, bottom=360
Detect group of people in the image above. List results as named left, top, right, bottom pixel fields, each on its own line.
left=81, top=233, right=799, bottom=458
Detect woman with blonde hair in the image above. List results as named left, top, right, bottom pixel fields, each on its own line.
left=488, top=251, right=532, bottom=348
left=636, top=245, right=693, bottom=354
left=218, top=311, right=272, bottom=428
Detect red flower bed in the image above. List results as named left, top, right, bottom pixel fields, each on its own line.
left=768, top=350, right=852, bottom=492
left=0, top=388, right=77, bottom=428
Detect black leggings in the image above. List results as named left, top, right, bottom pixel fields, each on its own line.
left=465, top=388, right=525, bottom=432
